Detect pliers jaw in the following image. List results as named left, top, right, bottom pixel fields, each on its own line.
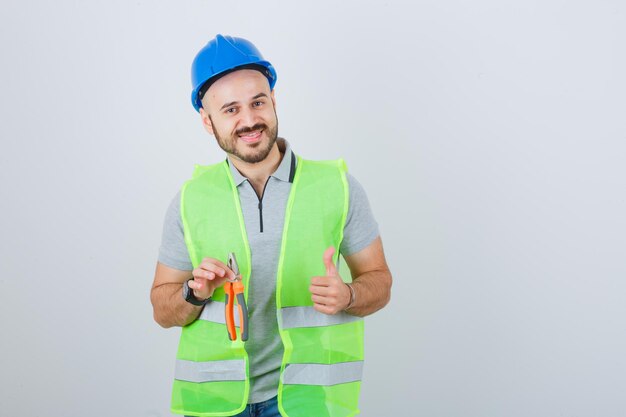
left=225, top=252, right=249, bottom=341
left=227, top=253, right=241, bottom=281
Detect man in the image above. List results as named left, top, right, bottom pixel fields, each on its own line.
left=151, top=34, right=392, bottom=417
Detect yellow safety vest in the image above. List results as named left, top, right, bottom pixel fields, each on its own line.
left=171, top=156, right=364, bottom=417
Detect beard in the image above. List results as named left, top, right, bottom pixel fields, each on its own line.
left=211, top=116, right=279, bottom=164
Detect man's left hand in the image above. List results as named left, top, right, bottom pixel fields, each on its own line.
left=309, top=246, right=351, bottom=315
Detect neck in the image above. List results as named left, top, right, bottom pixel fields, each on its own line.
left=229, top=142, right=282, bottom=186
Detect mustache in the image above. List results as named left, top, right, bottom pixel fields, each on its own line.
left=235, top=123, right=267, bottom=135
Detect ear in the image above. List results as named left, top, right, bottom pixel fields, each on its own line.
left=270, top=89, right=276, bottom=109
left=199, top=107, right=215, bottom=135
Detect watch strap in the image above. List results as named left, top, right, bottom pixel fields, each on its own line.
left=183, top=279, right=212, bottom=306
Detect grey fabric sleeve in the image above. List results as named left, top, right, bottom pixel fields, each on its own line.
left=157, top=173, right=379, bottom=269
left=339, top=173, right=380, bottom=256
left=158, top=190, right=193, bottom=271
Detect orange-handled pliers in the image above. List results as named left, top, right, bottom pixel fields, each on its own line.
left=225, top=252, right=249, bottom=341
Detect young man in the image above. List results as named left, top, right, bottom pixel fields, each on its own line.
left=151, top=34, right=392, bottom=417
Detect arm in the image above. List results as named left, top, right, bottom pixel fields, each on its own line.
left=150, top=260, right=235, bottom=328
left=150, top=262, right=198, bottom=328
left=343, top=236, right=392, bottom=317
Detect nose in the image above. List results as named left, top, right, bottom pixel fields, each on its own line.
left=238, top=106, right=259, bottom=130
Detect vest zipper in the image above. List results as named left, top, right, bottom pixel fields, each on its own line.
left=256, top=177, right=271, bottom=233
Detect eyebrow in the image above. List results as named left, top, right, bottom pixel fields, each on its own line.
left=220, top=93, right=269, bottom=111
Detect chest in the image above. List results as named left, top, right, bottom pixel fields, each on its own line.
left=237, top=177, right=291, bottom=238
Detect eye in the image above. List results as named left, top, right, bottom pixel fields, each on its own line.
left=253, top=101, right=264, bottom=107
left=225, top=107, right=237, bottom=114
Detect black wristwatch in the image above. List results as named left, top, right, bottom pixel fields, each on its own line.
left=182, top=279, right=212, bottom=306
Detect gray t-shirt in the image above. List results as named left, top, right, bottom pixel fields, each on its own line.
left=158, top=138, right=379, bottom=403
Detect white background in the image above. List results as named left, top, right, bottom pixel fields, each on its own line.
left=1, top=1, right=625, bottom=416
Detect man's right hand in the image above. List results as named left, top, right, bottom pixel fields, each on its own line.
left=188, top=257, right=236, bottom=300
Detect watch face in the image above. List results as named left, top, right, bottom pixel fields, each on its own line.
left=183, top=281, right=191, bottom=299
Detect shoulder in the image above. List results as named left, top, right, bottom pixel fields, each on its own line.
left=296, top=156, right=347, bottom=173
left=166, top=189, right=182, bottom=218
left=345, top=172, right=366, bottom=194
left=182, top=160, right=234, bottom=201
left=184, top=160, right=228, bottom=187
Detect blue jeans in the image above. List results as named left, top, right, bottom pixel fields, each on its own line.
left=185, top=396, right=280, bottom=417
left=234, top=396, right=280, bottom=417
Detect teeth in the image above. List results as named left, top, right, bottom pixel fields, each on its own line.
left=240, top=130, right=261, bottom=138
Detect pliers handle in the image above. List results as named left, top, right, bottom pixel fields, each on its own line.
left=225, top=253, right=249, bottom=341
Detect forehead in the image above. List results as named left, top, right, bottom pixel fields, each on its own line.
left=204, top=69, right=271, bottom=108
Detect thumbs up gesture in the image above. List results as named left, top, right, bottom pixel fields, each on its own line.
left=309, top=246, right=352, bottom=315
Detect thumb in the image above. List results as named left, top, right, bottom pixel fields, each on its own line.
left=323, top=246, right=338, bottom=276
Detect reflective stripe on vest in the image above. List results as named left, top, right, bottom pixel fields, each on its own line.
left=280, top=306, right=362, bottom=329
left=175, top=358, right=246, bottom=383
left=199, top=300, right=241, bottom=326
left=282, top=361, right=364, bottom=386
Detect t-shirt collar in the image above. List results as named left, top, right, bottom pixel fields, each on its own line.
left=226, top=137, right=296, bottom=186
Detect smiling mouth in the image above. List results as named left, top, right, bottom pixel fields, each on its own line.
left=238, top=129, right=263, bottom=143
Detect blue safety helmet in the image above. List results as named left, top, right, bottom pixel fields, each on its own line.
left=190, top=34, right=277, bottom=112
